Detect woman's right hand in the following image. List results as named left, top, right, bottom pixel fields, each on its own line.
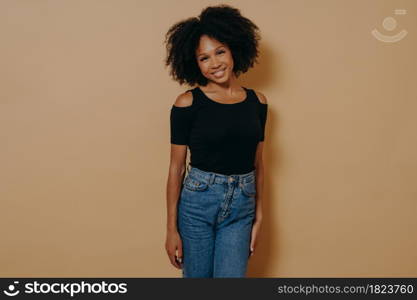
left=165, top=229, right=183, bottom=269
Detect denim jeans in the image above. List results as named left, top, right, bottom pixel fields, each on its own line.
left=178, top=165, right=256, bottom=278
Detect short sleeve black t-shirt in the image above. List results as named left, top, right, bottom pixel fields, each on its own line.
left=170, top=86, right=268, bottom=175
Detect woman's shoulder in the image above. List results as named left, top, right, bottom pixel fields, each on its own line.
left=251, top=89, right=268, bottom=105
left=173, top=89, right=194, bottom=108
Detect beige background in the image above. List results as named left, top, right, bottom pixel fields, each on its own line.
left=0, top=0, right=416, bottom=277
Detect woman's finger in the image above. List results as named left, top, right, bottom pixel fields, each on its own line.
left=176, top=244, right=183, bottom=263
left=169, top=254, right=181, bottom=269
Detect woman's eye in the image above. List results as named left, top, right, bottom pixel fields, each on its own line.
left=200, top=51, right=224, bottom=61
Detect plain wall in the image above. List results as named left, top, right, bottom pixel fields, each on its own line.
left=0, top=0, right=416, bottom=277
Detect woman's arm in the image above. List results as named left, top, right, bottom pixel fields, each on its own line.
left=165, top=91, right=193, bottom=269
left=250, top=140, right=265, bottom=257
left=250, top=91, right=268, bottom=256
left=253, top=90, right=268, bottom=222
left=166, top=145, right=187, bottom=232
left=165, top=144, right=187, bottom=269
left=254, top=142, right=265, bottom=222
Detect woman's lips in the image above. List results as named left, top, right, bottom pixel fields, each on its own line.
left=212, top=68, right=226, bottom=78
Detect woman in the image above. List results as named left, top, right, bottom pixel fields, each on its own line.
left=164, top=4, right=268, bottom=278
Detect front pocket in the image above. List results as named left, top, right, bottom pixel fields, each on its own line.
left=183, top=176, right=209, bottom=192
left=241, top=180, right=256, bottom=197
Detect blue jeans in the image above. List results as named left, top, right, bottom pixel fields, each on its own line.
left=178, top=165, right=256, bottom=278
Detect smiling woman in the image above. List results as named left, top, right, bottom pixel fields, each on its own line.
left=194, top=36, right=241, bottom=100
left=164, top=4, right=268, bottom=278
left=164, top=4, right=260, bottom=87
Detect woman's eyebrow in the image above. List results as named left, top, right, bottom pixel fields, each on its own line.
left=197, top=46, right=225, bottom=57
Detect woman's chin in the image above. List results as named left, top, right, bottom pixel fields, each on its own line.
left=211, top=75, right=229, bottom=83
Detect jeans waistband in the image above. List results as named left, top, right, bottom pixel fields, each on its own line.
left=186, top=164, right=255, bottom=185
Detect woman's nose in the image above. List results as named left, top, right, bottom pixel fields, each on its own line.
left=210, top=57, right=221, bottom=68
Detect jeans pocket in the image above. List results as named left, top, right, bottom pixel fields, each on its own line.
left=183, top=175, right=209, bottom=192
left=241, top=180, right=256, bottom=197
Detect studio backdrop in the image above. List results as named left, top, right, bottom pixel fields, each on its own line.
left=0, top=0, right=416, bottom=277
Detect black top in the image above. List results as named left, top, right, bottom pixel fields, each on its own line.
left=170, top=86, right=268, bottom=175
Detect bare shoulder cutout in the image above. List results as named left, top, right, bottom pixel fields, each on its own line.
left=254, top=90, right=268, bottom=104
left=173, top=90, right=193, bottom=108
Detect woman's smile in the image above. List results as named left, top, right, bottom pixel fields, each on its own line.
left=212, top=67, right=227, bottom=78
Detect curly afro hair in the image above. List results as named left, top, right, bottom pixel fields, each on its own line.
left=164, top=4, right=261, bottom=86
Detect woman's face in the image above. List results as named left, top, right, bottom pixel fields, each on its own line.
left=195, top=35, right=234, bottom=84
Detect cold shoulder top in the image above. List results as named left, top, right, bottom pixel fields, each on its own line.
left=170, top=86, right=268, bottom=175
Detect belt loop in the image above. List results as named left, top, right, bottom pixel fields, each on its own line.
left=209, top=173, right=215, bottom=185
left=241, top=175, right=247, bottom=184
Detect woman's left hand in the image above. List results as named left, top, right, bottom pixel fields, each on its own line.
left=249, top=218, right=262, bottom=257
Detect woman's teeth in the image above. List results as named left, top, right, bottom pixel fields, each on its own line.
left=213, top=68, right=225, bottom=78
